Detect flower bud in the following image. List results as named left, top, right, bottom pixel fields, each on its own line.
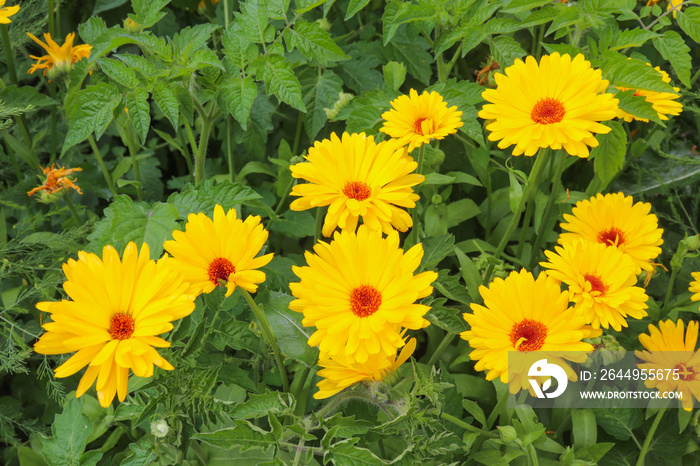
left=431, top=194, right=443, bottom=205
left=151, top=419, right=169, bottom=438
left=497, top=425, right=518, bottom=443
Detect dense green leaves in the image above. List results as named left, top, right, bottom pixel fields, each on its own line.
left=653, top=31, right=692, bottom=87
left=252, top=55, right=306, bottom=111
left=42, top=399, right=93, bottom=466
left=592, top=121, right=627, bottom=187
left=62, top=83, right=122, bottom=154
left=218, top=76, right=258, bottom=129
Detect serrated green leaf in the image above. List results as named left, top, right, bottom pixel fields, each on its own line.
left=383, top=61, right=406, bottom=91
left=253, top=55, right=306, bottom=111
left=346, top=0, right=371, bottom=19
left=575, top=443, right=615, bottom=463
left=489, top=36, right=526, bottom=68
left=288, top=20, right=349, bottom=65
left=42, top=398, right=92, bottom=466
left=223, top=29, right=259, bottom=70
left=98, top=58, right=139, bottom=88
left=677, top=8, right=700, bottom=44
left=591, top=408, right=642, bottom=441
left=615, top=89, right=664, bottom=125
left=502, top=0, right=550, bottom=14
left=235, top=0, right=270, bottom=43
left=610, top=28, right=658, bottom=50
left=295, top=0, right=331, bottom=14
left=517, top=6, right=560, bottom=29
left=172, top=24, right=220, bottom=59
left=326, top=440, right=384, bottom=466
left=592, top=121, right=627, bottom=187
left=230, top=390, right=296, bottom=419
left=269, top=210, right=315, bottom=238
left=218, top=76, right=257, bottom=129
left=152, top=81, right=179, bottom=129
left=167, top=179, right=262, bottom=219
left=381, top=28, right=433, bottom=85
left=653, top=31, right=692, bottom=87
left=0, top=85, right=58, bottom=109
left=601, top=52, right=676, bottom=93
left=62, top=83, right=121, bottom=154
left=192, top=420, right=276, bottom=452
left=300, top=69, right=343, bottom=140
left=263, top=291, right=318, bottom=367
left=125, top=88, right=151, bottom=144
left=130, top=0, right=169, bottom=28
left=382, top=1, right=436, bottom=44
left=78, top=16, right=108, bottom=44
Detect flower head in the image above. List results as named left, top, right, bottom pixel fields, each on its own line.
left=163, top=205, right=273, bottom=298
left=558, top=192, right=663, bottom=273
left=541, top=240, right=649, bottom=331
left=0, top=0, right=19, bottom=24
left=690, top=272, right=700, bottom=302
left=461, top=269, right=600, bottom=393
left=380, top=90, right=463, bottom=152
left=290, top=225, right=437, bottom=364
left=479, top=53, right=619, bottom=157
left=290, top=132, right=424, bottom=237
left=616, top=66, right=682, bottom=122
left=27, top=32, right=92, bottom=78
left=34, top=243, right=196, bottom=407
left=636, top=319, right=700, bottom=411
left=314, top=337, right=416, bottom=399
left=27, top=164, right=82, bottom=198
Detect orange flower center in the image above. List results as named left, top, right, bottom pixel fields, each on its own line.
left=208, top=257, right=236, bottom=285
left=531, top=98, right=566, bottom=125
left=584, top=274, right=609, bottom=296
left=510, top=319, right=548, bottom=351
left=343, top=181, right=371, bottom=201
left=350, top=285, right=382, bottom=317
left=675, top=363, right=696, bottom=381
left=109, top=313, right=135, bottom=340
left=597, top=227, right=625, bottom=246
left=413, top=117, right=435, bottom=135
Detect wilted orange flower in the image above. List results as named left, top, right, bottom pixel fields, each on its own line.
left=27, top=32, right=92, bottom=77
left=27, top=165, right=82, bottom=197
left=0, top=0, right=19, bottom=24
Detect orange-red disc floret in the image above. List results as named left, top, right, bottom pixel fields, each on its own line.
left=531, top=98, right=566, bottom=125
left=109, top=313, right=135, bottom=341
left=208, top=257, right=236, bottom=285
left=597, top=227, right=626, bottom=246
left=584, top=274, right=609, bottom=295
left=510, top=319, right=548, bottom=351
left=350, top=285, right=382, bottom=318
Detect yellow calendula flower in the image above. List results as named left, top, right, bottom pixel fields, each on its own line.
left=290, top=225, right=437, bottom=364
left=27, top=32, right=92, bottom=78
left=315, top=337, right=416, bottom=399
left=558, top=192, right=664, bottom=273
left=616, top=65, right=682, bottom=122
left=461, top=269, right=600, bottom=393
left=479, top=53, right=619, bottom=157
left=636, top=319, right=700, bottom=411
left=380, top=89, right=463, bottom=153
left=290, top=132, right=423, bottom=237
left=0, top=0, right=19, bottom=24
left=34, top=243, right=196, bottom=408
left=541, top=240, right=649, bottom=331
left=163, top=205, right=274, bottom=298
left=27, top=164, right=82, bottom=198
left=690, top=272, right=700, bottom=303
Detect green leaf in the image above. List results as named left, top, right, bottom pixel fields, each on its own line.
left=130, top=0, right=170, bottom=28
left=192, top=420, right=276, bottom=452
left=269, top=210, right=315, bottom=238
left=462, top=399, right=487, bottom=427
left=295, top=0, right=331, bottom=14
left=420, top=234, right=455, bottom=270
left=575, top=443, right=615, bottom=463
left=381, top=28, right=433, bottom=85
left=346, top=0, right=371, bottom=19
left=592, top=121, right=627, bottom=187
left=614, top=89, right=664, bottom=125
left=252, top=55, right=306, bottom=111
left=572, top=409, right=597, bottom=450
left=300, top=69, right=343, bottom=140
left=382, top=2, right=436, bottom=44
left=42, top=398, right=93, bottom=466
left=235, top=0, right=270, bottom=44
left=211, top=318, right=263, bottom=354
left=125, top=88, right=151, bottom=144
left=502, top=0, right=551, bottom=14
left=152, top=81, right=179, bottom=129
left=383, top=61, right=406, bottom=91
left=288, top=20, right=349, bottom=65
left=447, top=198, right=481, bottom=228
left=610, top=28, right=658, bottom=50
left=601, top=52, right=676, bottom=93
left=230, top=390, right=295, bottom=419
left=62, top=83, right=121, bottom=154
left=453, top=247, right=481, bottom=302
left=326, top=439, right=384, bottom=466
left=167, top=179, right=262, bottom=219
left=97, top=58, right=138, bottom=88
left=263, top=291, right=318, bottom=367
left=217, top=76, right=258, bottom=129
left=93, top=0, right=128, bottom=14
left=223, top=29, right=259, bottom=70
left=172, top=24, right=220, bottom=61
left=653, top=31, right=692, bottom=87
left=0, top=85, right=58, bottom=109
left=591, top=408, right=642, bottom=441
left=489, top=36, right=526, bottom=69
left=677, top=8, right=700, bottom=44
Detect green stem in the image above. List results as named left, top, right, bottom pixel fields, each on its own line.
left=63, top=193, right=81, bottom=226
left=223, top=0, right=230, bottom=28
left=194, top=108, right=214, bottom=187
left=240, top=288, right=290, bottom=392
left=691, top=67, right=700, bottom=87
left=314, top=207, right=323, bottom=243
left=636, top=406, right=666, bottom=466
left=292, top=114, right=303, bottom=156
left=290, top=366, right=311, bottom=402
left=1, top=25, right=18, bottom=84
left=291, top=437, right=306, bottom=466
left=483, top=149, right=549, bottom=284
left=416, top=144, right=426, bottom=175
left=663, top=268, right=679, bottom=311
left=88, top=135, right=117, bottom=198
left=48, top=0, right=55, bottom=36
left=116, top=116, right=143, bottom=201
left=274, top=177, right=295, bottom=215
left=226, top=116, right=235, bottom=182
left=515, top=184, right=537, bottom=258
left=408, top=144, right=427, bottom=246
left=433, top=410, right=499, bottom=438
left=426, top=333, right=455, bottom=367
left=528, top=151, right=567, bottom=269
left=315, top=389, right=376, bottom=418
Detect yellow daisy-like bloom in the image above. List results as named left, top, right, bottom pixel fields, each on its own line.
left=33, top=242, right=196, bottom=408
left=379, top=89, right=463, bottom=153
left=558, top=192, right=664, bottom=273
left=163, top=205, right=274, bottom=298
left=690, top=272, right=700, bottom=302
left=541, top=240, right=649, bottom=331
left=290, top=225, right=438, bottom=364
left=479, top=53, right=619, bottom=158
left=0, top=0, right=19, bottom=24
left=315, top=337, right=416, bottom=399
left=636, top=319, right=700, bottom=411
left=461, top=269, right=600, bottom=393
left=616, top=65, right=682, bottom=122
left=290, top=132, right=423, bottom=237
left=27, top=32, right=92, bottom=77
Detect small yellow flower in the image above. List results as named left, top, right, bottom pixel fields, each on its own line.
left=27, top=164, right=83, bottom=198
left=380, top=89, right=463, bottom=153
left=163, top=205, right=274, bottom=298
left=616, top=65, right=682, bottom=122
left=27, top=32, right=92, bottom=78
left=314, top=337, right=416, bottom=399
left=0, top=0, right=19, bottom=24
left=689, top=272, right=700, bottom=302
left=636, top=319, right=700, bottom=411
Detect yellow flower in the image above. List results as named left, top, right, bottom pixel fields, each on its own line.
left=33, top=243, right=196, bottom=407
left=479, top=53, right=619, bottom=157
left=461, top=269, right=600, bottom=393
left=380, top=89, right=463, bottom=153
left=290, top=132, right=423, bottom=237
left=558, top=192, right=664, bottom=273
left=27, top=32, right=92, bottom=77
left=314, top=337, right=416, bottom=399
left=27, top=164, right=82, bottom=197
left=290, top=225, right=437, bottom=364
left=690, top=272, right=700, bottom=302
left=541, top=240, right=648, bottom=331
left=668, top=0, right=682, bottom=18
left=0, top=0, right=19, bottom=24
left=636, top=319, right=700, bottom=411
left=616, top=66, right=682, bottom=122
left=163, top=205, right=274, bottom=298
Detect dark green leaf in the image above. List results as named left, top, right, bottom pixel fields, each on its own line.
left=125, top=88, right=151, bottom=144
left=610, top=28, right=658, bottom=50
left=346, top=0, right=371, bottom=19
left=420, top=234, right=455, bottom=270
left=288, top=20, right=349, bottom=65
left=93, top=0, right=128, bottom=14
left=263, top=291, right=318, bottom=367
left=591, top=408, right=641, bottom=441
left=98, top=58, right=139, bottom=88
left=230, top=390, right=295, bottom=419
left=489, top=36, right=526, bottom=69
left=615, top=89, right=664, bottom=125
left=677, top=8, right=700, bottom=44
left=192, top=420, right=276, bottom=452
left=572, top=409, right=597, bottom=450
left=235, top=0, right=270, bottom=43
left=325, top=439, right=384, bottom=465
left=592, top=121, right=627, bottom=187
left=62, top=83, right=121, bottom=154
left=381, top=28, right=433, bottom=85
left=152, top=81, right=179, bottom=129
left=300, top=69, right=343, bottom=140
left=269, top=210, right=315, bottom=238
left=653, top=30, right=692, bottom=87
left=253, top=55, right=306, bottom=111
left=575, top=443, right=615, bottom=463
left=223, top=29, right=259, bottom=70
left=218, top=76, right=258, bottom=129
left=0, top=85, right=58, bottom=109
left=167, top=179, right=262, bottom=219
left=42, top=398, right=92, bottom=466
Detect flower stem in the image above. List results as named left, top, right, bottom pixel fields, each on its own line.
left=194, top=108, right=214, bottom=187
left=63, top=194, right=81, bottom=226
left=116, top=115, right=143, bottom=201
left=87, top=135, right=117, bottom=198
left=239, top=288, right=289, bottom=392
left=226, top=116, right=235, bottom=182
left=1, top=25, right=18, bottom=84
left=314, top=207, right=323, bottom=242
left=663, top=268, right=679, bottom=311
left=315, top=389, right=376, bottom=418
left=426, top=333, right=455, bottom=367
left=636, top=406, right=666, bottom=466
left=483, top=148, right=549, bottom=284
